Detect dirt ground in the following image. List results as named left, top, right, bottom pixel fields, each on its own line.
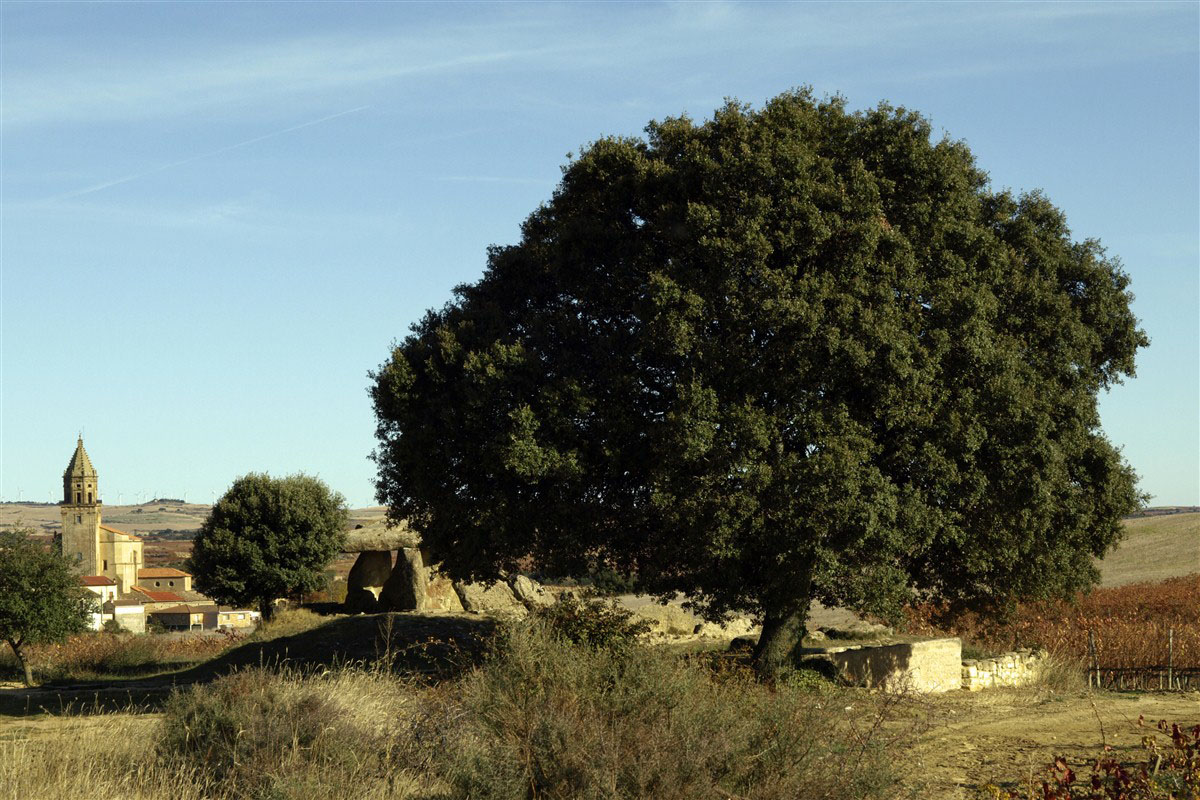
left=904, top=688, right=1200, bottom=798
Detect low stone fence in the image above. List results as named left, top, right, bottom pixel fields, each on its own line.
left=804, top=638, right=964, bottom=693
left=962, top=648, right=1047, bottom=691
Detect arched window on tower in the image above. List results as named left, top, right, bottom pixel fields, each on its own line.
left=76, top=492, right=81, bottom=503
left=87, top=492, right=92, bottom=503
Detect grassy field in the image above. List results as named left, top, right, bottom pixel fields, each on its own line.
left=1098, top=511, right=1200, bottom=587
left=1, top=608, right=1196, bottom=800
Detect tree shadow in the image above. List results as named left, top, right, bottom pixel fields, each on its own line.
left=0, top=612, right=496, bottom=717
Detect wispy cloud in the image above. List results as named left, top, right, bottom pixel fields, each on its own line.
left=3, top=28, right=564, bottom=130
left=7, top=4, right=1187, bottom=134
left=41, top=106, right=370, bottom=202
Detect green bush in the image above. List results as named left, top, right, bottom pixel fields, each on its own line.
left=586, top=567, right=641, bottom=595
left=533, top=593, right=651, bottom=649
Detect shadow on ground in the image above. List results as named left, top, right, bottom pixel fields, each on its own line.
left=0, top=612, right=495, bottom=717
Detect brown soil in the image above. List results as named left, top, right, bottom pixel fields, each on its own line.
left=904, top=688, right=1200, bottom=798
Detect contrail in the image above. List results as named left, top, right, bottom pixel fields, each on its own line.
left=44, top=105, right=370, bottom=203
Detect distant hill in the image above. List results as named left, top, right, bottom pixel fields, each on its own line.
left=2, top=502, right=1194, bottom=587
left=0, top=501, right=212, bottom=537
left=1125, top=506, right=1200, bottom=519
left=1097, top=511, right=1199, bottom=587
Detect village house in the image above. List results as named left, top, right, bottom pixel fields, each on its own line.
left=57, top=438, right=257, bottom=633
left=103, top=599, right=148, bottom=633
left=217, top=608, right=261, bottom=630
left=79, top=575, right=118, bottom=630
left=148, top=603, right=219, bottom=632
left=137, top=566, right=192, bottom=591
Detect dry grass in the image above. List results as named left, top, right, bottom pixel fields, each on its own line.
left=246, top=606, right=329, bottom=642
left=1098, top=512, right=1200, bottom=587
left=0, top=617, right=925, bottom=800
left=0, top=713, right=215, bottom=800
left=0, top=669, right=431, bottom=800
left=157, top=665, right=428, bottom=799
left=0, top=631, right=237, bottom=683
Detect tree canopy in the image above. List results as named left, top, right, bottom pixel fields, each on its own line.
left=189, top=473, right=348, bottom=620
left=371, top=90, right=1147, bottom=674
left=0, top=528, right=95, bottom=686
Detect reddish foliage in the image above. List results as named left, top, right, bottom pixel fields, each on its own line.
left=902, top=575, right=1200, bottom=668
left=988, top=717, right=1199, bottom=799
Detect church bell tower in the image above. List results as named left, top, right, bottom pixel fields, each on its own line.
left=60, top=437, right=101, bottom=575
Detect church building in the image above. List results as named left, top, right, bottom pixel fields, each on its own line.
left=60, top=438, right=144, bottom=593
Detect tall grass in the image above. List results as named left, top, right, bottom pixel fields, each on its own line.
left=405, top=620, right=913, bottom=800
left=157, top=666, right=422, bottom=799
left=2, top=616, right=925, bottom=800
left=0, top=631, right=236, bottom=683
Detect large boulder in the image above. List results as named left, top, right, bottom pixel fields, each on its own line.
left=510, top=575, right=554, bottom=609
left=346, top=550, right=393, bottom=611
left=380, top=548, right=427, bottom=611
left=344, top=521, right=421, bottom=553
left=453, top=580, right=527, bottom=617
left=425, top=574, right=465, bottom=612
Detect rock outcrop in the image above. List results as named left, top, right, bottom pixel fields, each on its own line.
left=344, top=521, right=421, bottom=553
left=453, top=580, right=527, bottom=617
left=340, top=519, right=550, bottom=616
left=510, top=574, right=554, bottom=608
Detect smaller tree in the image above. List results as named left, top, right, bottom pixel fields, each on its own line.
left=189, top=473, right=348, bottom=621
left=0, top=528, right=95, bottom=686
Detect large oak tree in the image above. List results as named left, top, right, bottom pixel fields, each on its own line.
left=371, top=91, right=1146, bottom=675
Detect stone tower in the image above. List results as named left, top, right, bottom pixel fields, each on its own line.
left=60, top=437, right=101, bottom=575
left=58, top=438, right=143, bottom=592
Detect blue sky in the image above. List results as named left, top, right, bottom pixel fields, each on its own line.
left=2, top=1, right=1196, bottom=508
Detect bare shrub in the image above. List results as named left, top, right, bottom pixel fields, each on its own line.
left=156, top=665, right=416, bottom=797
left=982, top=717, right=1200, bottom=799
left=405, top=620, right=913, bottom=800
left=902, top=575, right=1200, bottom=669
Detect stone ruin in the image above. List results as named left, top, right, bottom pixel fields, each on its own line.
left=343, top=522, right=1047, bottom=693
left=342, top=520, right=553, bottom=616
left=961, top=648, right=1048, bottom=690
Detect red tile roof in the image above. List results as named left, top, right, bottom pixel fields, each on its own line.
left=137, top=567, right=191, bottom=578
left=130, top=586, right=184, bottom=603
left=79, top=575, right=117, bottom=586
left=99, top=524, right=142, bottom=542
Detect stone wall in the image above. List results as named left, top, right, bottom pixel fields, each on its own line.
left=961, top=648, right=1047, bottom=691
left=809, top=638, right=963, bottom=693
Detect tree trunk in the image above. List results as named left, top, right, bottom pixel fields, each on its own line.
left=753, top=604, right=810, bottom=678
left=259, top=597, right=275, bottom=623
left=753, top=569, right=814, bottom=678
left=8, top=641, right=33, bottom=687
